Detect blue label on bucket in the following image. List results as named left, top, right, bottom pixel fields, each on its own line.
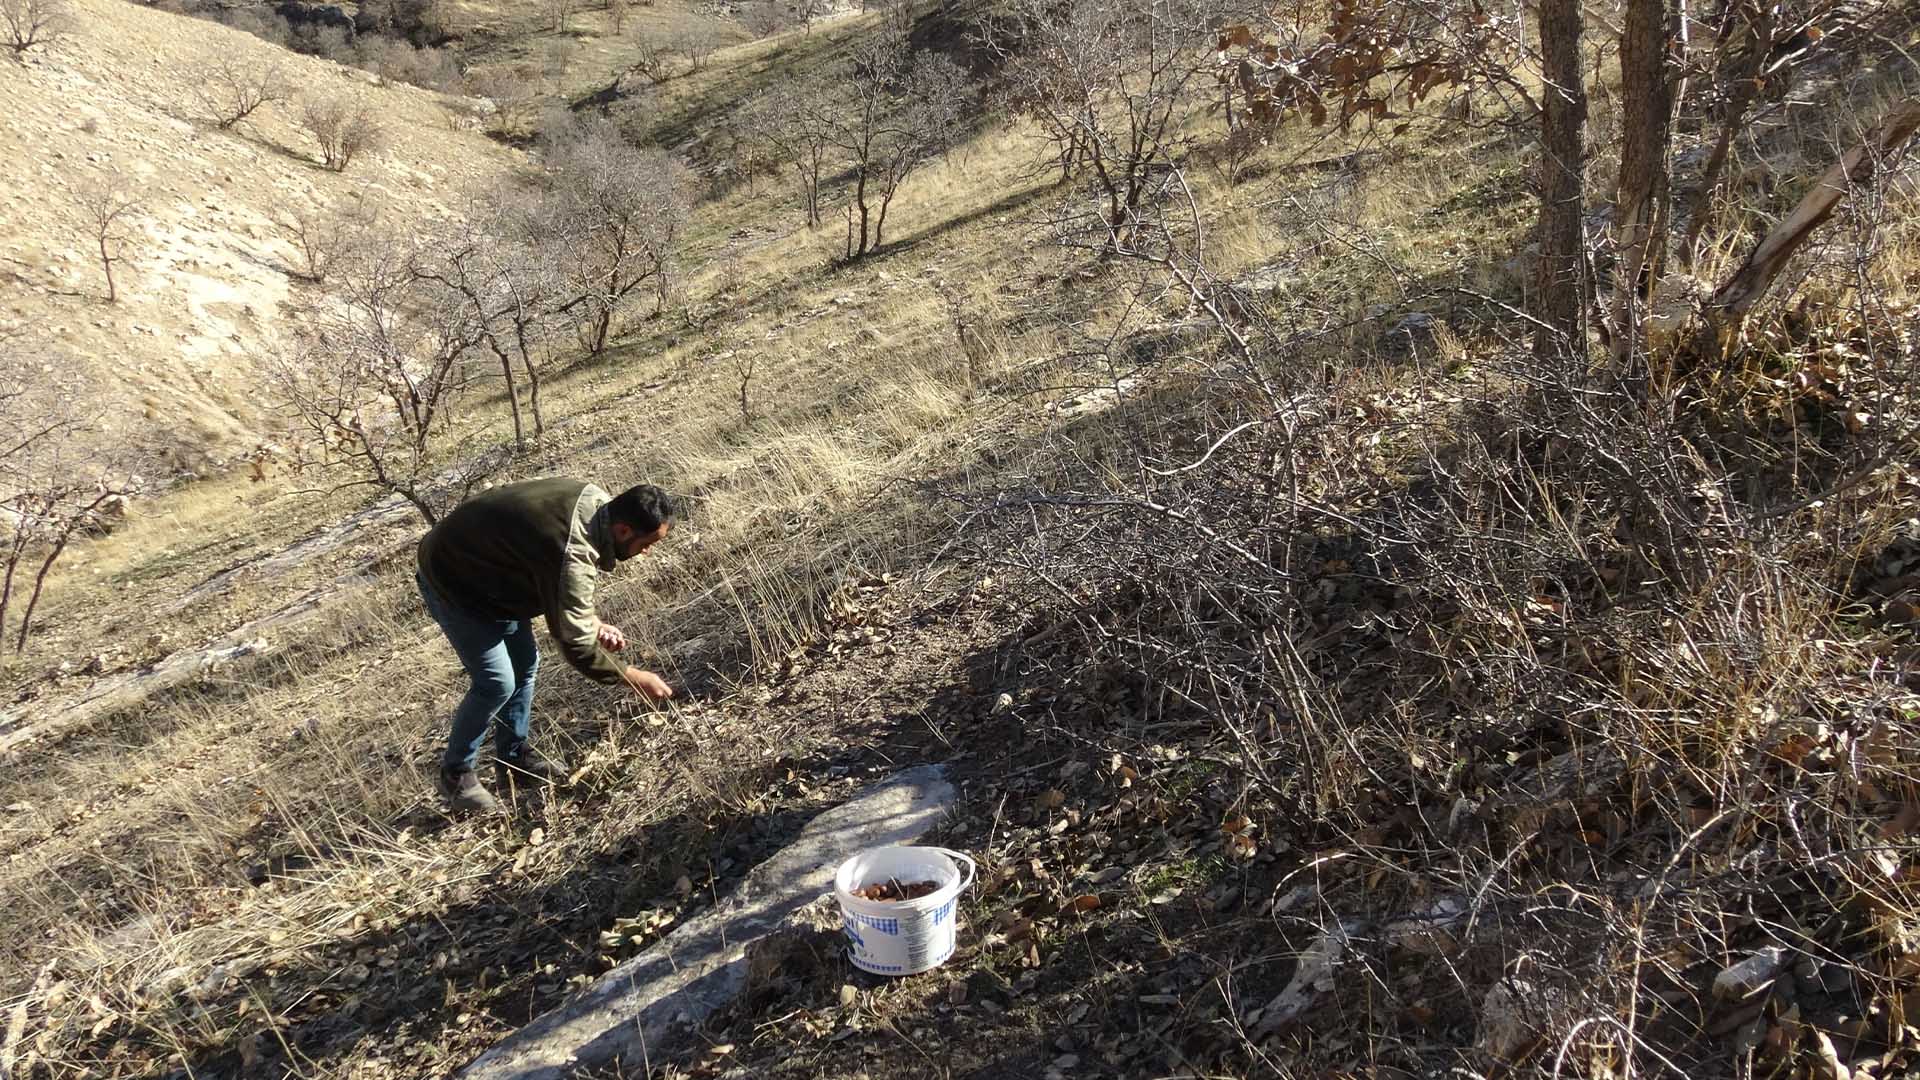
left=847, top=911, right=901, bottom=936
left=932, top=900, right=955, bottom=926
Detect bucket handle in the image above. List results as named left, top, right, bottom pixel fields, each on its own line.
left=932, top=847, right=977, bottom=893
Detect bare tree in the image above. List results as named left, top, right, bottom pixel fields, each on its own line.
left=738, top=80, right=834, bottom=227
left=537, top=118, right=690, bottom=353
left=269, top=237, right=489, bottom=523
left=0, top=338, right=143, bottom=652
left=823, top=28, right=974, bottom=258
left=542, top=0, right=575, bottom=34
left=299, top=94, right=387, bottom=171
left=1609, top=0, right=1678, bottom=372
left=984, top=0, right=1220, bottom=243
left=1, top=0, right=68, bottom=56
left=541, top=36, right=577, bottom=79
left=605, top=0, right=627, bottom=35
left=73, top=174, right=143, bottom=304
left=194, top=56, right=287, bottom=130
left=1706, top=96, right=1920, bottom=331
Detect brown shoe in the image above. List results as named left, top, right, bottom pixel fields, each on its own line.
left=440, top=766, right=501, bottom=814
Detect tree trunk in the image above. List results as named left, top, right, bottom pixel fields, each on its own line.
left=1708, top=97, right=1920, bottom=327
left=1611, top=0, right=1677, bottom=372
left=489, top=337, right=525, bottom=449
left=98, top=236, right=117, bottom=303
left=853, top=170, right=873, bottom=257
left=0, top=526, right=30, bottom=641
left=17, top=532, right=70, bottom=654
left=591, top=307, right=612, bottom=354
left=512, top=323, right=545, bottom=436
left=1534, top=0, right=1589, bottom=360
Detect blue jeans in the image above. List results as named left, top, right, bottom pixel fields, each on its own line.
left=417, top=571, right=540, bottom=772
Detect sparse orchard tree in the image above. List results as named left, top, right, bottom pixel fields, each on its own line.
left=72, top=173, right=143, bottom=303
left=984, top=0, right=1224, bottom=244
left=541, top=36, right=577, bottom=79
left=413, top=198, right=570, bottom=447
left=299, top=94, right=387, bottom=171
left=193, top=56, right=287, bottom=130
left=740, top=0, right=789, bottom=37
left=1, top=0, right=68, bottom=56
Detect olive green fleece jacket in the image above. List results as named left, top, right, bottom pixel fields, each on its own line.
left=416, top=477, right=628, bottom=685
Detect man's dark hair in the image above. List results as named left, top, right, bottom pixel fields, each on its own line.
left=607, top=483, right=678, bottom=534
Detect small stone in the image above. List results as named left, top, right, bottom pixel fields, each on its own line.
left=991, top=692, right=1015, bottom=715
left=1714, top=947, right=1788, bottom=1000
left=839, top=984, right=857, bottom=1007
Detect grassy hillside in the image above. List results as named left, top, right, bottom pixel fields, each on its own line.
left=4, top=0, right=1920, bottom=1078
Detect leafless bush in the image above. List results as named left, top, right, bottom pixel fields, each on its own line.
left=540, top=36, right=576, bottom=79
left=361, top=39, right=460, bottom=89
left=739, top=0, right=790, bottom=37
left=280, top=198, right=377, bottom=283
left=671, top=24, right=720, bottom=71
left=288, top=21, right=351, bottom=60
left=541, top=0, right=574, bottom=34
left=217, top=6, right=289, bottom=46
left=193, top=56, right=286, bottom=130
left=299, top=94, right=387, bottom=171
left=72, top=172, right=143, bottom=303
left=467, top=64, right=540, bottom=135
left=629, top=33, right=673, bottom=83
left=2, top=0, right=68, bottom=56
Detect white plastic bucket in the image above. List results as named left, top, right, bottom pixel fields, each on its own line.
left=833, top=845, right=976, bottom=976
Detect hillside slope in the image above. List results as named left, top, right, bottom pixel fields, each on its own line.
left=0, top=0, right=518, bottom=465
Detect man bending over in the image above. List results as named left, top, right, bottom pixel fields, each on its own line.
left=416, top=477, right=677, bottom=813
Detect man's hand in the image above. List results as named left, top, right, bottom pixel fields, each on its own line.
left=624, top=666, right=674, bottom=702
left=597, top=623, right=627, bottom=653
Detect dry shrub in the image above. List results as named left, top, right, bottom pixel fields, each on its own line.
left=297, top=94, right=386, bottom=172
left=192, top=56, right=286, bottom=130
left=958, top=247, right=1920, bottom=1073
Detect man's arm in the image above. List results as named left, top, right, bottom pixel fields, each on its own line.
left=543, top=556, right=675, bottom=700
left=542, top=556, right=629, bottom=685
